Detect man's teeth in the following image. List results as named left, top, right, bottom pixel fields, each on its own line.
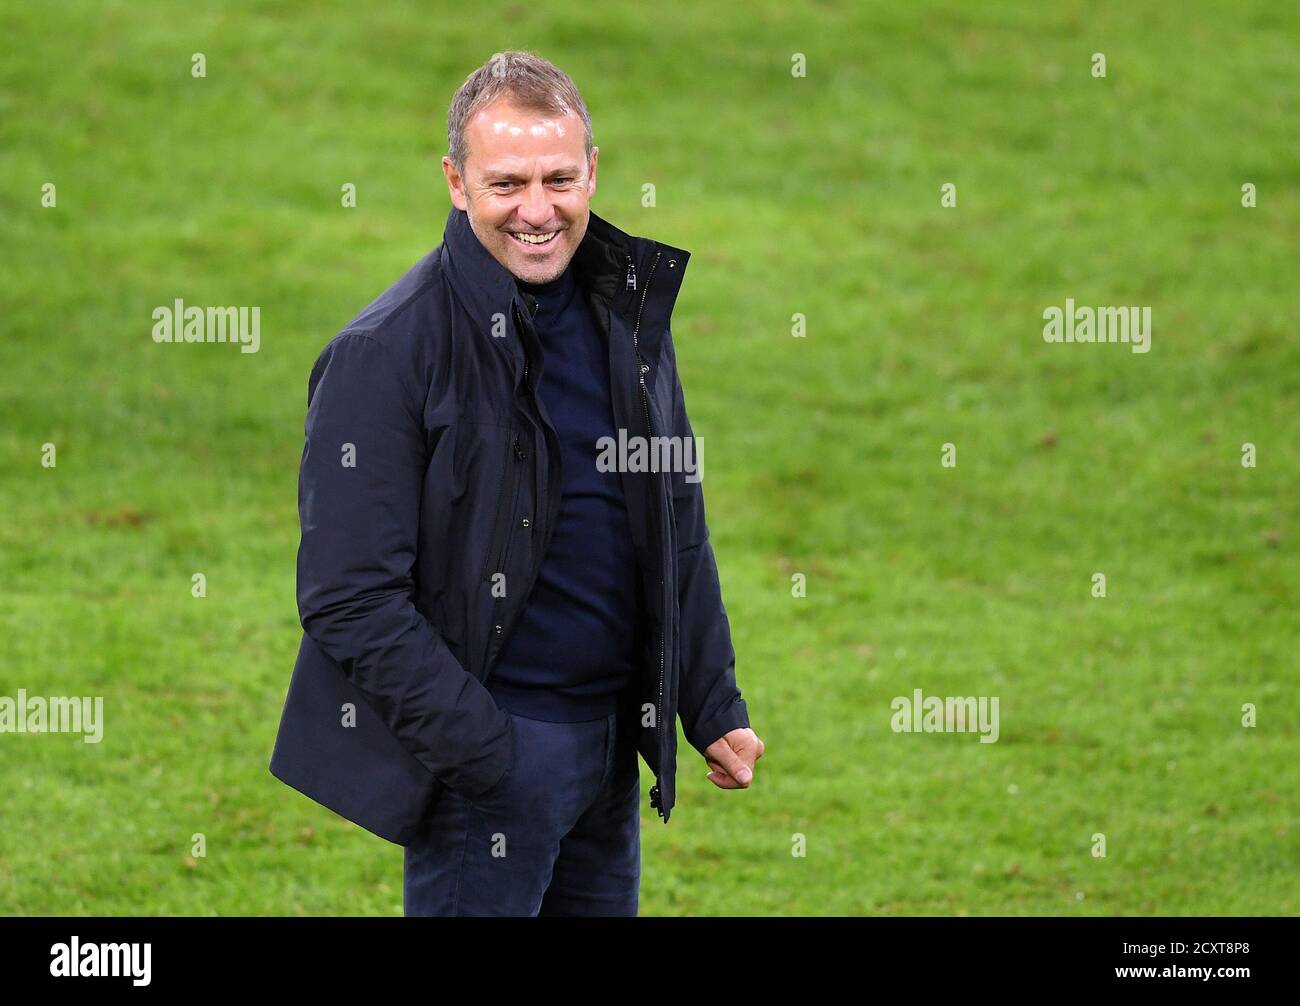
left=511, top=231, right=557, bottom=245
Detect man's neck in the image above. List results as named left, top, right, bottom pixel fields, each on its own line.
left=517, top=263, right=575, bottom=299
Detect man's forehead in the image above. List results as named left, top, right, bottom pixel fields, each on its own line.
left=468, top=99, right=583, bottom=142
left=477, top=152, right=585, bottom=178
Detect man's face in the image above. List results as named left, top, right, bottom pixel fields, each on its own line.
left=442, top=96, right=598, bottom=284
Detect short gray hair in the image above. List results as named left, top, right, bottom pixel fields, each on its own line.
left=446, top=50, right=593, bottom=176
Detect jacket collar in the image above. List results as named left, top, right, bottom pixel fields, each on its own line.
left=438, top=204, right=690, bottom=340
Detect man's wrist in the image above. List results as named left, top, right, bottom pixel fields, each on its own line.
left=686, top=695, right=750, bottom=756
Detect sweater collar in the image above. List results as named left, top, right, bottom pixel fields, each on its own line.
left=516, top=260, right=576, bottom=317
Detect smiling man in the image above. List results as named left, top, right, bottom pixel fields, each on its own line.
left=269, top=49, right=763, bottom=916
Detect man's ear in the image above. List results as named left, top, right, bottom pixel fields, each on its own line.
left=442, top=156, right=469, bottom=211
left=586, top=146, right=598, bottom=198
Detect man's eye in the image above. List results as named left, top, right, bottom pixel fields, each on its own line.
left=550, top=177, right=573, bottom=185
left=492, top=182, right=515, bottom=191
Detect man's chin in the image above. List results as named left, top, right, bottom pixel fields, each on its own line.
left=507, top=253, right=569, bottom=285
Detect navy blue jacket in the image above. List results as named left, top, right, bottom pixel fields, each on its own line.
left=268, top=205, right=750, bottom=846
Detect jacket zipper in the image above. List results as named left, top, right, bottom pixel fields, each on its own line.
left=479, top=304, right=540, bottom=677
left=486, top=302, right=554, bottom=675
left=482, top=432, right=527, bottom=676
left=628, top=250, right=668, bottom=819
left=515, top=296, right=533, bottom=390
left=498, top=434, right=527, bottom=578
left=481, top=433, right=515, bottom=582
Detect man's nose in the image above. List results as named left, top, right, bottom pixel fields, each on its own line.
left=515, top=180, right=554, bottom=228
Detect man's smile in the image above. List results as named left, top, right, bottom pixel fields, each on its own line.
left=507, top=229, right=561, bottom=250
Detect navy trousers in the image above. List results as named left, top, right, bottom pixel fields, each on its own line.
left=403, top=702, right=642, bottom=916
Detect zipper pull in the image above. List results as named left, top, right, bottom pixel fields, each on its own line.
left=513, top=435, right=526, bottom=460
left=625, top=255, right=636, bottom=291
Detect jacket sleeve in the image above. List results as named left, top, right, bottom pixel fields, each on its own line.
left=662, top=328, right=752, bottom=757
left=295, top=330, right=512, bottom=800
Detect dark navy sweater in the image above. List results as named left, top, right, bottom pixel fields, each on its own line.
left=486, top=262, right=644, bottom=722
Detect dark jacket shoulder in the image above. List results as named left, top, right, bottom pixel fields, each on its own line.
left=309, top=246, right=452, bottom=407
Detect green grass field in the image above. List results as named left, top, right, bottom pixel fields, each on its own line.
left=1, top=1, right=1296, bottom=915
